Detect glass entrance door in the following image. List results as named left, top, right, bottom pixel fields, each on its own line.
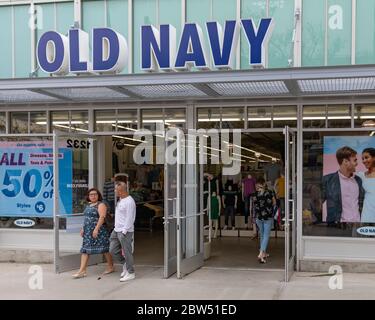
left=284, top=126, right=297, bottom=282
left=164, top=129, right=204, bottom=278
left=53, top=130, right=102, bottom=273
left=177, top=131, right=204, bottom=278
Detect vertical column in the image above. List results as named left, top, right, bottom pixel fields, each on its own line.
left=296, top=104, right=303, bottom=271
left=351, top=0, right=356, bottom=64
left=128, top=0, right=133, bottom=74
left=30, top=1, right=37, bottom=76
left=74, top=0, right=81, bottom=28
left=293, top=0, right=302, bottom=67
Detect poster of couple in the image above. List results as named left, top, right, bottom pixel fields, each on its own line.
left=322, top=136, right=375, bottom=224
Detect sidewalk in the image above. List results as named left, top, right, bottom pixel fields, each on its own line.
left=1, top=263, right=375, bottom=300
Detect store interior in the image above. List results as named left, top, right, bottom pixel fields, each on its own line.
left=104, top=132, right=286, bottom=270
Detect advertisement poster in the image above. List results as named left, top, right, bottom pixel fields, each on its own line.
left=0, top=141, right=73, bottom=217
left=323, top=136, right=375, bottom=223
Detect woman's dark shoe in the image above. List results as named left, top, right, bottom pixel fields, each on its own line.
left=259, top=257, right=266, bottom=264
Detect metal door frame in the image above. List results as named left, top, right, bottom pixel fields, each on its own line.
left=284, top=126, right=297, bottom=282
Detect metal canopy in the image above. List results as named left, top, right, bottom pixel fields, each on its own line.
left=1, top=65, right=375, bottom=104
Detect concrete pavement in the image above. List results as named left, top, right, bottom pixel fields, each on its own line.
left=1, top=263, right=375, bottom=300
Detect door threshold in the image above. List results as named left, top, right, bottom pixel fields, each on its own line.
left=201, top=266, right=284, bottom=272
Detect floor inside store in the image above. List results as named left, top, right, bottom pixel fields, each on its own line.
left=133, top=229, right=284, bottom=270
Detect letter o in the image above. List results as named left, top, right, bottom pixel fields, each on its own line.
left=37, top=31, right=69, bottom=74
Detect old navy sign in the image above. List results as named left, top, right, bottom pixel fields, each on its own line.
left=37, top=18, right=273, bottom=75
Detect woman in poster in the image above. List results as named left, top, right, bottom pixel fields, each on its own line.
left=357, top=148, right=375, bottom=223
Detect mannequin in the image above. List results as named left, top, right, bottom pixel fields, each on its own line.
left=222, top=185, right=238, bottom=230
left=210, top=191, right=221, bottom=238
left=242, top=174, right=256, bottom=229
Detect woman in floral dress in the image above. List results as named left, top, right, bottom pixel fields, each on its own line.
left=72, top=188, right=114, bottom=278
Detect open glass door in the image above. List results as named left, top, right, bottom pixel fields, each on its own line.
left=53, top=130, right=102, bottom=273
left=284, top=126, right=297, bottom=282
left=177, top=130, right=204, bottom=279
left=164, top=131, right=178, bottom=278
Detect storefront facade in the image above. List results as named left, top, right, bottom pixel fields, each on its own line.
left=1, top=0, right=375, bottom=279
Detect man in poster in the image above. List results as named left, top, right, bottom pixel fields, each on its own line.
left=322, top=146, right=364, bottom=225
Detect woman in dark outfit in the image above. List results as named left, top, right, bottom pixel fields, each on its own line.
left=253, top=177, right=276, bottom=263
left=72, top=188, right=114, bottom=278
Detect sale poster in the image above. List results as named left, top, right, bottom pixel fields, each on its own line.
left=0, top=141, right=73, bottom=217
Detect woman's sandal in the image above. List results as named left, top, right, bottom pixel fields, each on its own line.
left=72, top=271, right=87, bottom=279
left=103, top=269, right=115, bottom=275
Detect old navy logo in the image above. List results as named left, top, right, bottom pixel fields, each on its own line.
left=37, top=18, right=273, bottom=75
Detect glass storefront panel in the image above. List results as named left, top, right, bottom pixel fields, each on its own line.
left=51, top=111, right=70, bottom=133
left=95, top=109, right=116, bottom=132
left=197, top=108, right=221, bottom=129
left=327, top=104, right=351, bottom=128
left=248, top=106, right=272, bottom=128
left=14, top=5, right=31, bottom=77
left=11, top=112, right=28, bottom=134
left=30, top=111, right=47, bottom=134
left=303, top=130, right=375, bottom=238
left=117, top=109, right=138, bottom=132
left=303, top=105, right=326, bottom=128
left=355, top=104, right=375, bottom=128
left=71, top=111, right=89, bottom=133
left=164, top=108, right=186, bottom=129
left=273, top=106, right=297, bottom=128
left=221, top=107, right=245, bottom=129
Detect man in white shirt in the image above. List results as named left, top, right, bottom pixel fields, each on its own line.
left=109, top=181, right=136, bottom=282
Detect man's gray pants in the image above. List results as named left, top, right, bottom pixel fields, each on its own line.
left=109, top=230, right=134, bottom=274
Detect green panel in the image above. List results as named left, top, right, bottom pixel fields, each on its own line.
left=302, top=0, right=325, bottom=66
left=212, top=0, right=236, bottom=24
left=240, top=0, right=266, bottom=69
left=82, top=0, right=105, bottom=63
left=0, top=6, right=13, bottom=78
left=186, top=0, right=211, bottom=68
left=355, top=0, right=375, bottom=64
left=159, top=0, right=181, bottom=38
left=107, top=0, right=129, bottom=74
left=133, top=0, right=157, bottom=73
left=36, top=3, right=55, bottom=77
left=14, top=5, right=31, bottom=78
left=327, top=0, right=351, bottom=65
left=56, top=1, right=74, bottom=34
left=82, top=0, right=105, bottom=30
left=268, top=0, right=294, bottom=68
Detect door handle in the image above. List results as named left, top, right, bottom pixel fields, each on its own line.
left=289, top=199, right=295, bottom=222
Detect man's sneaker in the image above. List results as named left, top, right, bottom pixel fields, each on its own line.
left=223, top=225, right=228, bottom=230
left=120, top=273, right=135, bottom=282
left=120, top=264, right=127, bottom=278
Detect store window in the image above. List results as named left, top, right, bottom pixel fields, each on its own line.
left=355, top=104, right=375, bottom=128
left=117, top=109, right=138, bottom=132
left=303, top=131, right=375, bottom=238
left=141, top=109, right=163, bottom=131
left=51, top=111, right=70, bottom=132
left=11, top=112, right=28, bottom=133
left=164, top=109, right=186, bottom=129
left=0, top=113, right=6, bottom=133
left=248, top=106, right=272, bottom=128
left=303, top=105, right=326, bottom=128
left=273, top=106, right=297, bottom=128
left=30, top=111, right=47, bottom=133
left=95, top=109, right=116, bottom=132
left=221, top=107, right=245, bottom=129
left=0, top=137, right=59, bottom=230
left=197, top=108, right=221, bottom=129
left=327, top=105, right=351, bottom=128
left=71, top=111, right=88, bottom=133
